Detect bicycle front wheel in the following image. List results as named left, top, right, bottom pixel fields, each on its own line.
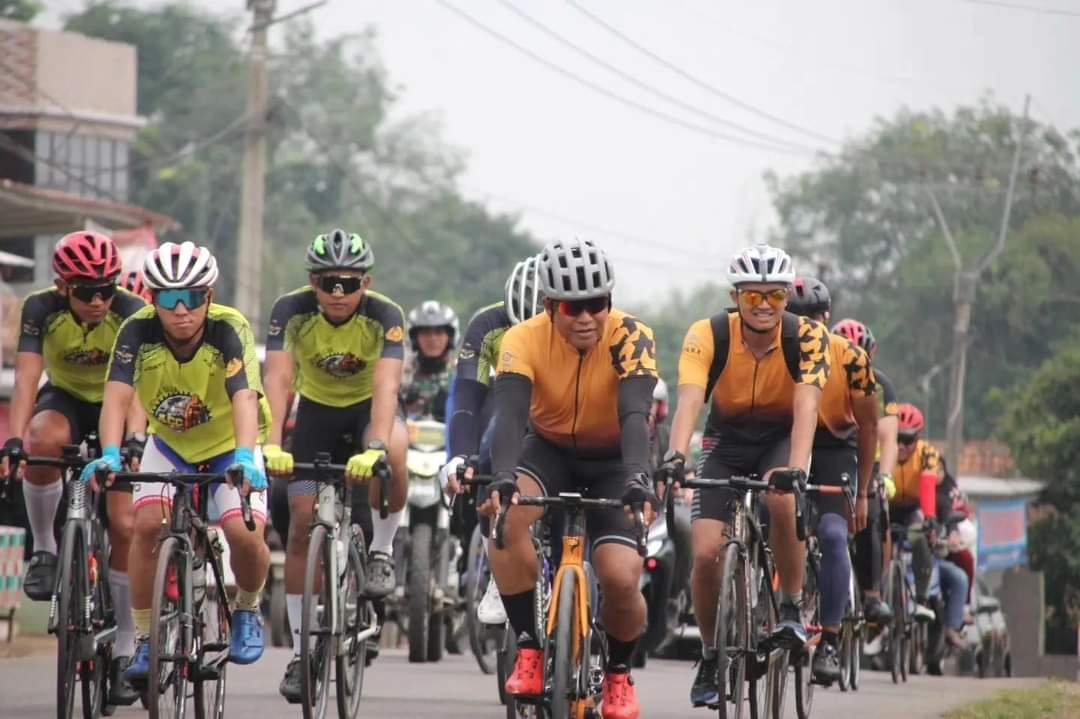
left=549, top=570, right=579, bottom=719
left=714, top=542, right=746, bottom=719
left=465, top=525, right=498, bottom=675
left=56, top=522, right=84, bottom=719
left=149, top=536, right=187, bottom=719
left=193, top=568, right=229, bottom=719
left=336, top=528, right=369, bottom=719
left=301, top=524, right=334, bottom=719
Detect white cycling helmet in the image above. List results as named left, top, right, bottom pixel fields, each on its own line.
left=538, top=238, right=614, bottom=301
left=505, top=254, right=543, bottom=325
left=727, top=243, right=795, bottom=287
left=142, top=241, right=219, bottom=290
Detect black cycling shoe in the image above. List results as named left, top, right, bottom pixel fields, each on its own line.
left=23, top=551, right=57, bottom=601
left=864, top=596, right=894, bottom=624
left=811, top=641, right=841, bottom=685
left=279, top=656, right=303, bottom=704
left=690, top=653, right=721, bottom=707
left=108, top=656, right=140, bottom=706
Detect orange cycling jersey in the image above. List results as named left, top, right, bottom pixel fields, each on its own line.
left=893, top=438, right=944, bottom=506
left=679, top=312, right=830, bottom=442
left=496, top=309, right=658, bottom=451
left=816, top=333, right=876, bottom=441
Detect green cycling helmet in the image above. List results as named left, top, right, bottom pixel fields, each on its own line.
left=305, top=228, right=374, bottom=272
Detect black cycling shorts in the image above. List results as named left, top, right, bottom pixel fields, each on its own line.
left=808, top=445, right=856, bottom=518
left=515, top=432, right=637, bottom=552
left=691, top=436, right=790, bottom=523
left=34, top=384, right=100, bottom=444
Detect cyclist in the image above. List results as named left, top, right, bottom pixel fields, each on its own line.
left=441, top=254, right=543, bottom=626
left=787, top=278, right=878, bottom=683
left=832, top=318, right=897, bottom=626
left=401, top=300, right=458, bottom=421
left=448, top=238, right=657, bottom=719
left=660, top=243, right=831, bottom=707
left=890, top=403, right=969, bottom=648
left=259, top=229, right=409, bottom=701
left=81, top=240, right=272, bottom=683
left=120, top=269, right=153, bottom=303
left=1, top=231, right=144, bottom=703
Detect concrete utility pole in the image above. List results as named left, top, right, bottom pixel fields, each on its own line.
left=236, top=0, right=275, bottom=332
left=929, top=94, right=1031, bottom=472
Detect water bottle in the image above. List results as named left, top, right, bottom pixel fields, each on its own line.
left=335, top=537, right=347, bottom=582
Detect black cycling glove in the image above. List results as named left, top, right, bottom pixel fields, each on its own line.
left=657, top=449, right=686, bottom=486
left=621, top=471, right=659, bottom=510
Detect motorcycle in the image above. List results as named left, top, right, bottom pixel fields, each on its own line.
left=635, top=498, right=693, bottom=666
left=390, top=418, right=466, bottom=663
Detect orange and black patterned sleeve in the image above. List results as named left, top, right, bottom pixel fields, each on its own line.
left=608, top=314, right=659, bottom=380
left=841, top=340, right=876, bottom=398
left=796, top=317, right=831, bottom=389
left=677, top=319, right=715, bottom=390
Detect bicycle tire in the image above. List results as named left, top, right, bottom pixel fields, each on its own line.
left=193, top=571, right=229, bottom=719
left=56, top=521, right=82, bottom=719
left=838, top=573, right=854, bottom=693
left=748, top=546, right=777, bottom=719
left=465, top=525, right=497, bottom=675
left=794, top=559, right=818, bottom=719
left=336, top=530, right=369, bottom=719
left=714, top=542, right=745, bottom=719
left=499, top=625, right=516, bottom=713
left=549, top=570, right=578, bottom=719
left=149, top=536, right=186, bottom=719
left=83, top=524, right=111, bottom=719
left=407, top=521, right=435, bottom=663
left=301, top=524, right=334, bottom=719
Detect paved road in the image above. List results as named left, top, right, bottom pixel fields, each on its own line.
left=1, top=646, right=1030, bottom=718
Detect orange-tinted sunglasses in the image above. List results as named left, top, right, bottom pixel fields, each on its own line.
left=738, top=288, right=788, bottom=309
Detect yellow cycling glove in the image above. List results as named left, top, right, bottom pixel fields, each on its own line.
left=346, top=447, right=387, bottom=481
left=263, top=444, right=294, bottom=475
left=880, top=473, right=897, bottom=500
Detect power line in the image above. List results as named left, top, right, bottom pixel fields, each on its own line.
left=495, top=0, right=820, bottom=154
left=564, top=0, right=842, bottom=147
left=435, top=1, right=818, bottom=157
left=960, top=0, right=1080, bottom=17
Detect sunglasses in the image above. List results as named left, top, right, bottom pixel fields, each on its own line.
left=155, top=288, right=209, bottom=311
left=898, top=432, right=919, bottom=446
left=556, top=296, right=611, bottom=317
left=316, top=274, right=364, bottom=296
left=738, top=288, right=789, bottom=309
left=70, top=282, right=117, bottom=304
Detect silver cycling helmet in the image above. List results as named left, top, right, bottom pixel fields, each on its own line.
left=305, top=228, right=374, bottom=273
left=727, top=243, right=795, bottom=286
left=407, top=300, right=459, bottom=348
left=143, top=241, right=219, bottom=290
left=538, top=238, right=614, bottom=301
left=505, top=254, right=544, bottom=325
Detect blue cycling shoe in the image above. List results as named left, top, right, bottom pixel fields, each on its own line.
left=229, top=609, right=265, bottom=665
left=123, top=639, right=151, bottom=685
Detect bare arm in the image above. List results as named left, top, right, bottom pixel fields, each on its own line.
left=263, top=350, right=295, bottom=446
left=668, top=384, right=706, bottom=457
left=8, top=352, right=44, bottom=439
left=124, top=394, right=147, bottom=435
left=231, top=389, right=260, bottom=450
left=852, top=394, right=879, bottom=496
left=877, top=415, right=899, bottom=477
left=787, top=384, right=822, bottom=473
left=368, top=357, right=403, bottom=445
left=100, top=380, right=135, bottom=449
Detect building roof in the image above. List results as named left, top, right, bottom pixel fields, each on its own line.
left=959, top=475, right=1046, bottom=499
left=0, top=178, right=179, bottom=238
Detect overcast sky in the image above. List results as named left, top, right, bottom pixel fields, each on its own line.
left=44, top=0, right=1080, bottom=302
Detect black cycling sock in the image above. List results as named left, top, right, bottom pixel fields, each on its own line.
left=606, top=635, right=637, bottom=670
left=502, top=590, right=538, bottom=648
left=821, top=630, right=839, bottom=647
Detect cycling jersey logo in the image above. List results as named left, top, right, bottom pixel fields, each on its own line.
left=386, top=326, right=404, bottom=343
left=64, top=348, right=110, bottom=366
left=225, top=358, right=243, bottom=378
left=152, top=391, right=211, bottom=432
left=885, top=401, right=899, bottom=416
left=315, top=353, right=366, bottom=378
left=21, top=322, right=40, bottom=337
left=610, top=316, right=657, bottom=378
left=458, top=348, right=476, bottom=360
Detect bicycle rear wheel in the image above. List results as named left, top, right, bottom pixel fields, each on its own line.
left=549, top=570, right=579, bottom=719
left=301, top=524, right=334, bottom=719
left=56, top=522, right=84, bottom=719
left=193, top=567, right=229, bottom=719
left=149, top=537, right=187, bottom=719
left=714, top=542, right=746, bottom=719
left=465, top=525, right=498, bottom=675
left=336, top=529, right=369, bottom=719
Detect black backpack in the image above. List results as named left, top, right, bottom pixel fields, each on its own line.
left=703, top=310, right=803, bottom=398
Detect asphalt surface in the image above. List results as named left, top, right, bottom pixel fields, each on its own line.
left=0, top=645, right=1032, bottom=718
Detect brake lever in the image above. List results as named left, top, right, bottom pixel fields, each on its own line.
left=634, top=505, right=647, bottom=558
left=493, top=491, right=512, bottom=551
left=227, top=467, right=257, bottom=531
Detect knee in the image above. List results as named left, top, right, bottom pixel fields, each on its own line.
left=692, top=545, right=721, bottom=575
left=109, top=511, right=135, bottom=547
left=818, top=513, right=847, bottom=555
left=133, top=509, right=164, bottom=545
left=27, top=412, right=70, bottom=451
left=598, top=560, right=641, bottom=600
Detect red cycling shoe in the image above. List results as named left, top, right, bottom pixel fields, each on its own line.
left=602, top=669, right=640, bottom=719
left=505, top=647, right=544, bottom=696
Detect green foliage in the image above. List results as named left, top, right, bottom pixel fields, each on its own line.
left=0, top=0, right=42, bottom=22
left=63, top=2, right=536, bottom=323
left=767, top=98, right=1080, bottom=437
left=946, top=680, right=1080, bottom=719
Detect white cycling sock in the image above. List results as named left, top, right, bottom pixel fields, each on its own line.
left=24, top=479, right=62, bottom=555
left=110, top=571, right=136, bottom=657
left=369, top=508, right=403, bottom=556
left=287, top=593, right=303, bottom=656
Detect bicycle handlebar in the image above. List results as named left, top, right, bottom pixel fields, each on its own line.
left=108, top=469, right=258, bottom=532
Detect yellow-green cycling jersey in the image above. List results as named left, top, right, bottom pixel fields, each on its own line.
left=17, top=287, right=145, bottom=403
left=107, top=303, right=271, bottom=464
left=265, top=287, right=406, bottom=407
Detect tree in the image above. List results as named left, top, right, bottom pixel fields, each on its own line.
left=999, top=343, right=1080, bottom=653
left=0, top=0, right=42, bottom=22
left=767, top=99, right=1080, bottom=437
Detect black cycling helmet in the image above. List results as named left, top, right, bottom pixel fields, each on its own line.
left=305, top=228, right=374, bottom=273
left=788, top=276, right=831, bottom=317
left=407, top=300, right=459, bottom=349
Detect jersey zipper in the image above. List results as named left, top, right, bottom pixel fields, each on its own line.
left=571, top=351, right=584, bottom=452
left=750, top=358, right=759, bottom=415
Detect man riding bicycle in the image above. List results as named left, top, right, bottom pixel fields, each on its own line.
left=2, top=231, right=145, bottom=703
left=260, top=228, right=409, bottom=701
left=441, top=254, right=543, bottom=626
left=788, top=277, right=879, bottom=683
left=448, top=238, right=657, bottom=719
left=81, top=241, right=272, bottom=684
left=401, top=300, right=458, bottom=421
left=660, top=243, right=831, bottom=707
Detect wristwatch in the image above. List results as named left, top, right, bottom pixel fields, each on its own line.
left=366, top=439, right=387, bottom=452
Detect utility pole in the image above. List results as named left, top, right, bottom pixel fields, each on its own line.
left=930, top=94, right=1031, bottom=472
left=236, top=0, right=275, bottom=332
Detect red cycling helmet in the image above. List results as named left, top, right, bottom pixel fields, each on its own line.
left=832, top=318, right=877, bottom=358
left=53, top=231, right=122, bottom=283
left=120, top=270, right=152, bottom=302
left=897, top=403, right=926, bottom=433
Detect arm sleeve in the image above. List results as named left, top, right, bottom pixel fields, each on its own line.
left=619, top=375, right=657, bottom=477
left=456, top=308, right=497, bottom=384
left=875, top=368, right=899, bottom=416
left=265, top=294, right=295, bottom=351
left=16, top=293, right=49, bottom=354
left=796, top=317, right=831, bottom=389
left=373, top=298, right=406, bottom=360
left=448, top=377, right=489, bottom=457
left=489, top=373, right=533, bottom=476
left=220, top=317, right=262, bottom=397
left=677, top=319, right=715, bottom=390
left=106, top=318, right=143, bottom=386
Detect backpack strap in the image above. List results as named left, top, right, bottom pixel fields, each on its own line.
left=780, top=312, right=801, bottom=382
left=704, top=311, right=733, bottom=399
